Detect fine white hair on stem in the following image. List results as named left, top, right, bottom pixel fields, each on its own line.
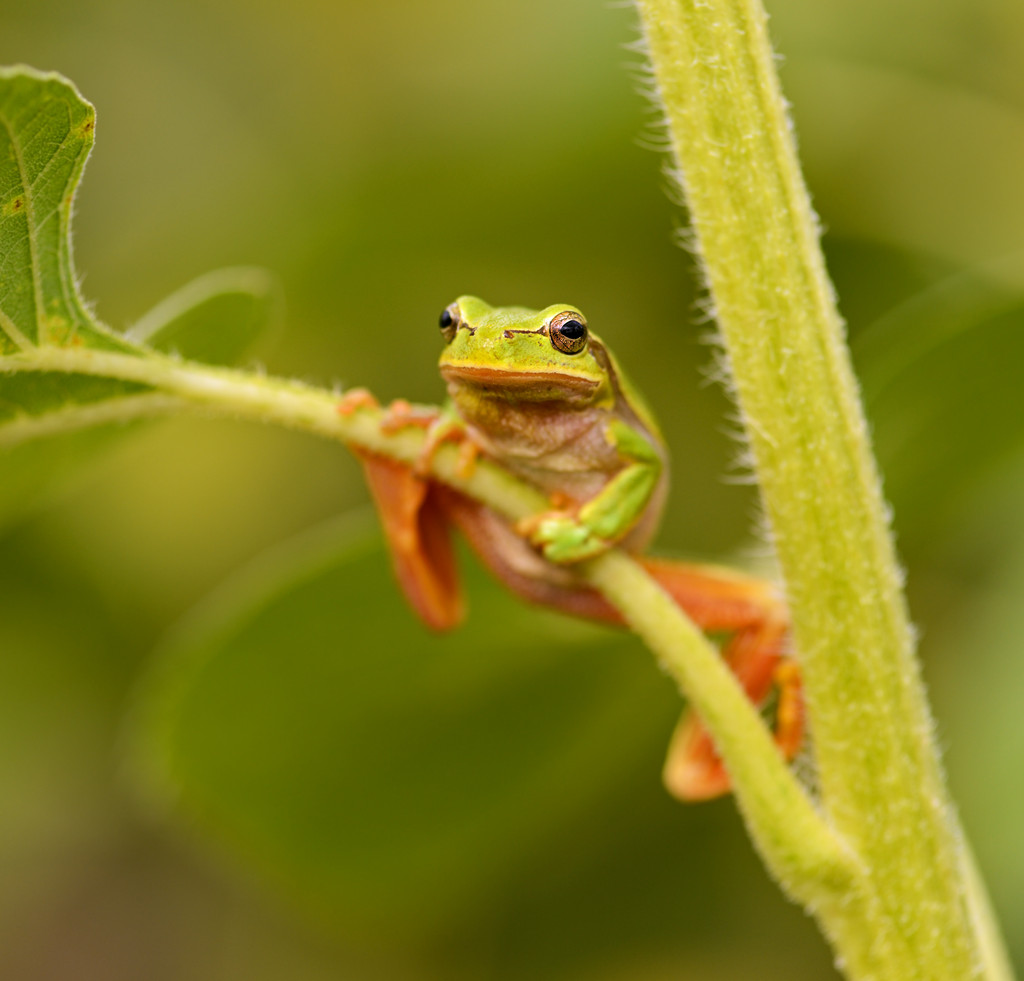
left=626, top=0, right=771, bottom=565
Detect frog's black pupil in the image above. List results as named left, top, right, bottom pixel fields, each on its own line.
left=560, top=319, right=585, bottom=338
left=439, top=310, right=453, bottom=329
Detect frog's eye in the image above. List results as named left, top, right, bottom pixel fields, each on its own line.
left=439, top=305, right=459, bottom=343
left=548, top=310, right=588, bottom=355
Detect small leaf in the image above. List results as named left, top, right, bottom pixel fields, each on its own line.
left=127, top=266, right=283, bottom=366
left=127, top=516, right=675, bottom=940
left=0, top=66, right=131, bottom=353
left=0, top=266, right=283, bottom=445
left=0, top=265, right=284, bottom=526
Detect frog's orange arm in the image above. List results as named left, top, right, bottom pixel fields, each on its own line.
left=353, top=449, right=464, bottom=631
left=340, top=389, right=464, bottom=631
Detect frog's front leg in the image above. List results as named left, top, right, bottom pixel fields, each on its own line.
left=339, top=391, right=471, bottom=631
left=521, top=418, right=663, bottom=564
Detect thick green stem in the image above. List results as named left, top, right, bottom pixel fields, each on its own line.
left=635, top=0, right=1007, bottom=977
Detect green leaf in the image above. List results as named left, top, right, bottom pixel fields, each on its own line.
left=0, top=66, right=129, bottom=353
left=0, top=69, right=282, bottom=430
left=0, top=73, right=157, bottom=456
left=127, top=266, right=283, bottom=366
left=0, top=69, right=282, bottom=526
left=127, top=515, right=676, bottom=940
left=0, top=265, right=283, bottom=448
left=855, top=260, right=1024, bottom=548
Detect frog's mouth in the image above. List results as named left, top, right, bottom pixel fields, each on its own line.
left=440, top=363, right=600, bottom=402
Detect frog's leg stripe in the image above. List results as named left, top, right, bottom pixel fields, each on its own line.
left=577, top=417, right=663, bottom=544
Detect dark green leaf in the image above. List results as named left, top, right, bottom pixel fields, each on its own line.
left=855, top=261, right=1024, bottom=548
left=127, top=515, right=676, bottom=941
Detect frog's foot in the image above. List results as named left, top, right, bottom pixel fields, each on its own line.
left=517, top=510, right=611, bottom=564
left=663, top=656, right=804, bottom=801
left=379, top=398, right=441, bottom=434
left=406, top=414, right=477, bottom=479
left=337, top=387, right=379, bottom=415
left=771, top=659, right=804, bottom=762
left=375, top=401, right=479, bottom=477
left=452, top=435, right=481, bottom=480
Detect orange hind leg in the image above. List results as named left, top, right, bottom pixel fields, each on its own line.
left=640, top=559, right=803, bottom=800
left=346, top=427, right=805, bottom=803
left=438, top=489, right=805, bottom=800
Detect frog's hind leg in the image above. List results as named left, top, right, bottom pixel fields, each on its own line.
left=435, top=487, right=624, bottom=619
left=641, top=559, right=803, bottom=801
left=420, top=487, right=805, bottom=799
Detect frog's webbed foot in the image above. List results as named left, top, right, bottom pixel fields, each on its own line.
left=377, top=398, right=442, bottom=434
left=378, top=401, right=476, bottom=478
left=339, top=394, right=479, bottom=479
left=337, top=387, right=380, bottom=415
left=415, top=413, right=480, bottom=480
left=663, top=655, right=803, bottom=801
left=519, top=416, right=662, bottom=566
left=517, top=506, right=612, bottom=564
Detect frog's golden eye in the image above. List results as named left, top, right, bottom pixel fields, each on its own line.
left=548, top=310, right=588, bottom=355
left=439, top=304, right=459, bottom=344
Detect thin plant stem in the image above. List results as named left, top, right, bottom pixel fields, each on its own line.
left=1, top=336, right=857, bottom=905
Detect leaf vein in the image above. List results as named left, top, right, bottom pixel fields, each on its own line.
left=0, top=105, right=44, bottom=346
left=0, top=308, right=32, bottom=350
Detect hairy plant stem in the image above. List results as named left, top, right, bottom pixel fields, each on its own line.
left=1, top=339, right=857, bottom=907
left=634, top=0, right=1009, bottom=978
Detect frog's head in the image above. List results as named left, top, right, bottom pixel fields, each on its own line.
left=437, top=296, right=610, bottom=404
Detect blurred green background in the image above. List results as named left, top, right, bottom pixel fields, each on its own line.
left=3, top=1, right=1024, bottom=978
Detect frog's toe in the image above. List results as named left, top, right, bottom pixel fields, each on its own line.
left=518, top=510, right=569, bottom=542
left=414, top=416, right=468, bottom=475
left=380, top=399, right=439, bottom=434
left=525, top=514, right=609, bottom=564
left=541, top=534, right=611, bottom=564
left=337, top=388, right=379, bottom=415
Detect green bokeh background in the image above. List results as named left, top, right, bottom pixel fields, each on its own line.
left=3, top=1, right=1024, bottom=978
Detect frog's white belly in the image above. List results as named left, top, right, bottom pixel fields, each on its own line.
left=463, top=404, right=619, bottom=495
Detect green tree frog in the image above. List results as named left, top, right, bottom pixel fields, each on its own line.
left=341, top=297, right=802, bottom=800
